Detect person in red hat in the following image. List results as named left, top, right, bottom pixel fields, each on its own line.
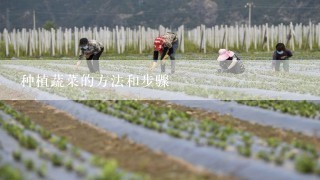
left=152, top=32, right=179, bottom=74
left=217, top=49, right=245, bottom=74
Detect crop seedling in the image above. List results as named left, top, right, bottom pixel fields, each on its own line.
left=166, top=129, right=182, bottom=138
left=91, top=155, right=108, bottom=167
left=242, top=133, right=252, bottom=147
left=279, top=145, right=290, bottom=156
left=295, top=153, right=316, bottom=174
left=286, top=151, right=297, bottom=160
left=71, top=147, right=82, bottom=158
left=256, top=151, right=271, bottom=162
left=49, top=137, right=59, bottom=145
left=306, top=145, right=318, bottom=158
left=229, top=138, right=235, bottom=144
left=37, top=163, right=47, bottom=178
left=98, top=160, right=122, bottom=180
left=217, top=131, right=228, bottom=141
left=75, top=165, right=86, bottom=177
left=65, top=159, right=74, bottom=171
left=38, top=128, right=52, bottom=140
left=24, top=159, right=34, bottom=171
left=267, top=138, right=281, bottom=148
left=200, top=130, right=206, bottom=138
left=237, top=145, right=251, bottom=157
left=51, top=154, right=63, bottom=166
left=37, top=148, right=51, bottom=160
left=274, top=156, right=284, bottom=166
left=207, top=140, right=215, bottom=146
left=24, top=135, right=38, bottom=150
left=18, top=134, right=38, bottom=150
left=56, top=137, right=68, bottom=151
left=12, top=150, right=22, bottom=161
left=217, top=141, right=227, bottom=150
left=0, top=165, right=22, bottom=180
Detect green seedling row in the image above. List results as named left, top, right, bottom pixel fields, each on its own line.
left=0, top=102, right=131, bottom=180
left=237, top=100, right=320, bottom=119
left=78, top=100, right=320, bottom=175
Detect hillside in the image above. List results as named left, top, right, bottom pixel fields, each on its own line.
left=0, top=0, right=319, bottom=30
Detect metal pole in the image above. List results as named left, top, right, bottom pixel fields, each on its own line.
left=6, top=8, right=10, bottom=30
left=245, top=3, right=254, bottom=27
left=33, top=10, right=36, bottom=29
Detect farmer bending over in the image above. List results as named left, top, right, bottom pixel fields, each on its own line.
left=217, top=49, right=245, bottom=74
left=152, top=32, right=179, bottom=74
left=76, top=38, right=104, bottom=73
left=272, top=43, right=292, bottom=72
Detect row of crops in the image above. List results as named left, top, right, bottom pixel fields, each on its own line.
left=0, top=58, right=320, bottom=179
left=0, top=101, right=139, bottom=180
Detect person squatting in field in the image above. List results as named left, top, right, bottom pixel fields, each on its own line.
left=272, top=43, right=293, bottom=72
left=217, top=49, right=245, bottom=74
left=152, top=32, right=179, bottom=74
left=76, top=38, right=104, bottom=73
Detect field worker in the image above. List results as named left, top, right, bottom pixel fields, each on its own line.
left=217, top=49, right=245, bottom=74
left=76, top=38, right=104, bottom=73
left=152, top=32, right=179, bottom=74
left=272, top=43, right=293, bottom=72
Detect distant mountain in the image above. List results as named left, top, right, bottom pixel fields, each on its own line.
left=0, top=0, right=319, bottom=30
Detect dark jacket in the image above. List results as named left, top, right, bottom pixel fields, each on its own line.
left=272, top=50, right=293, bottom=60
left=219, top=55, right=245, bottom=74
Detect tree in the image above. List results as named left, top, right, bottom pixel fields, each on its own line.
left=43, top=21, right=56, bottom=30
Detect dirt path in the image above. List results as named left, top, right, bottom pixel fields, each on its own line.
left=3, top=100, right=226, bottom=180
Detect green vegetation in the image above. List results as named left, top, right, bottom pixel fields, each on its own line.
left=49, top=137, right=68, bottom=151
left=2, top=122, right=38, bottom=150
left=0, top=102, right=129, bottom=179
left=75, top=165, right=86, bottom=177
left=12, top=150, right=22, bottom=162
left=0, top=165, right=22, bottom=180
left=78, top=100, right=320, bottom=175
left=64, top=159, right=74, bottom=171
left=38, top=128, right=52, bottom=140
left=99, top=160, right=122, bottom=180
left=295, top=154, right=317, bottom=174
left=237, top=100, right=320, bottom=119
left=274, top=155, right=284, bottom=166
left=0, top=55, right=320, bottom=177
left=267, top=138, right=281, bottom=148
left=43, top=21, right=57, bottom=30
left=256, top=151, right=271, bottom=162
left=24, top=159, right=35, bottom=171
left=51, top=153, right=63, bottom=166
left=237, top=145, right=251, bottom=157
left=36, top=163, right=47, bottom=178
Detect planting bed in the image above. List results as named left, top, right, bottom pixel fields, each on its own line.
left=0, top=56, right=319, bottom=179
left=0, top=103, right=135, bottom=180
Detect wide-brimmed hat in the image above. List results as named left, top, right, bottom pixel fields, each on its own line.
left=217, top=49, right=235, bottom=61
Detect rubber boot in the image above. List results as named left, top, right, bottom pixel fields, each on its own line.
left=161, top=63, right=166, bottom=73
left=86, top=60, right=95, bottom=73
left=171, top=60, right=175, bottom=74
left=93, top=59, right=100, bottom=73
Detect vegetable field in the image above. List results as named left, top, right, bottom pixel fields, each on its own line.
left=0, top=53, right=320, bottom=180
